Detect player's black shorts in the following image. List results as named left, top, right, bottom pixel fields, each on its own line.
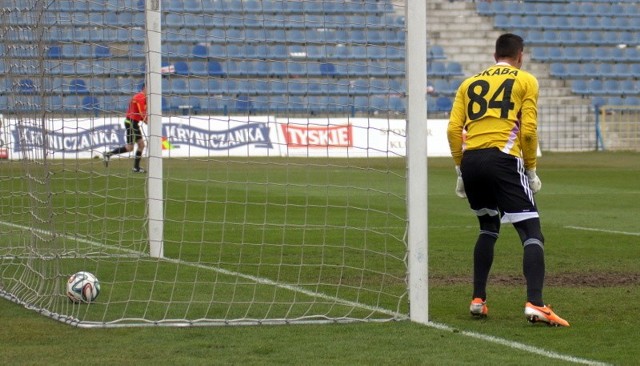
left=124, top=118, right=142, bottom=144
left=460, top=148, right=538, bottom=223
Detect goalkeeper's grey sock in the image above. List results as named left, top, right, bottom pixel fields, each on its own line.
left=134, top=151, right=143, bottom=169
left=523, top=241, right=545, bottom=307
left=472, top=232, right=498, bottom=301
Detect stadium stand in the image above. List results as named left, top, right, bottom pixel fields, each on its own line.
left=9, top=0, right=636, bottom=115
left=482, top=0, right=640, bottom=105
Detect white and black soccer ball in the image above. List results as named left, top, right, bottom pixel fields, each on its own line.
left=66, top=271, right=100, bottom=303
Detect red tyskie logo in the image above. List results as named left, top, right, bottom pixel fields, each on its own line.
left=281, top=124, right=353, bottom=147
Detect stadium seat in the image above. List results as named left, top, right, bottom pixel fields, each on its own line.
left=172, top=61, right=189, bottom=76
left=549, top=63, right=566, bottom=78
left=432, top=79, right=450, bottom=95
left=531, top=47, right=548, bottom=62
left=94, top=44, right=111, bottom=58
left=167, top=12, right=186, bottom=28
left=389, top=96, right=405, bottom=113
left=607, top=96, right=624, bottom=106
left=619, top=80, right=637, bottom=95
left=62, top=95, right=83, bottom=112
left=188, top=61, right=206, bottom=76
left=192, top=44, right=208, bottom=59
left=82, top=95, right=100, bottom=112
left=68, top=79, right=88, bottom=94
left=17, top=79, right=37, bottom=94
left=46, top=45, right=62, bottom=59
left=269, top=79, right=288, bottom=95
left=207, top=61, right=224, bottom=77
left=445, top=62, right=463, bottom=77
left=591, top=96, right=606, bottom=107
left=428, top=45, right=446, bottom=60
left=428, top=61, right=447, bottom=77
left=266, top=61, right=285, bottom=77
left=623, top=96, right=640, bottom=106
left=435, top=96, right=452, bottom=112
left=603, top=80, right=620, bottom=95
left=587, top=79, right=604, bottom=95
left=581, top=63, right=597, bottom=78
left=320, top=62, right=337, bottom=77
left=307, top=81, right=325, bottom=95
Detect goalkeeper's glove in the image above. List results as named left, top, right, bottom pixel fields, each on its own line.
left=526, top=169, right=542, bottom=194
left=455, top=166, right=466, bottom=199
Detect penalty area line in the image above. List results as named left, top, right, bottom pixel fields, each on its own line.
left=565, top=225, right=640, bottom=237
left=427, top=321, right=611, bottom=366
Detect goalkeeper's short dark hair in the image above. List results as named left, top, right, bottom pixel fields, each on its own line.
left=495, top=33, right=524, bottom=59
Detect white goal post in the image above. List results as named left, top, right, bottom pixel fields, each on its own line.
left=0, top=0, right=428, bottom=327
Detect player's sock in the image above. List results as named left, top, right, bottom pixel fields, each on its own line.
left=134, top=150, right=143, bottom=169
left=523, top=241, right=545, bottom=307
left=472, top=232, right=498, bottom=301
left=109, top=146, right=128, bottom=156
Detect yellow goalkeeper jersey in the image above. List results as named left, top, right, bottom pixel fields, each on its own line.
left=447, top=62, right=539, bottom=170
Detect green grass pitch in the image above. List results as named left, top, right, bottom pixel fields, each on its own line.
left=1, top=151, right=639, bottom=365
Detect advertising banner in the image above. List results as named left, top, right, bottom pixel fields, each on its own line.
left=0, top=116, right=453, bottom=159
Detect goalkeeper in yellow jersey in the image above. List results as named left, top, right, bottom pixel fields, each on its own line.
left=447, top=33, right=569, bottom=327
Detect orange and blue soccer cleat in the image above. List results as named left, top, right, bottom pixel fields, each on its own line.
left=469, top=298, right=488, bottom=318
left=525, top=302, right=570, bottom=327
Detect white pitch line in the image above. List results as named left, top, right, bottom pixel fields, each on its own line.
left=565, top=225, right=640, bottom=237
left=427, top=322, right=611, bottom=366
left=0, top=220, right=611, bottom=364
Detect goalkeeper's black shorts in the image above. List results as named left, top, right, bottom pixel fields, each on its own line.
left=461, top=148, right=539, bottom=223
left=124, top=118, right=143, bottom=145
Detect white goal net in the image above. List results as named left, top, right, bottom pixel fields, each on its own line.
left=0, top=0, right=427, bottom=327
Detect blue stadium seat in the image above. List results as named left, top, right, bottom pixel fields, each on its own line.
left=428, top=61, right=447, bottom=76
left=435, top=96, right=452, bottom=112
left=94, top=44, right=111, bottom=58
left=607, top=96, right=624, bottom=106
left=549, top=63, right=566, bottom=78
left=587, top=79, right=604, bottom=95
left=192, top=44, right=208, bottom=59
left=445, top=62, right=463, bottom=77
left=580, top=63, right=597, bottom=78
left=320, top=62, right=337, bottom=77
left=531, top=47, right=548, bottom=62
left=623, top=96, right=640, bottom=106
left=387, top=96, right=405, bottom=113
left=68, top=79, right=88, bottom=94
left=47, top=45, right=62, bottom=59
left=82, top=96, right=100, bottom=113
left=207, top=79, right=226, bottom=94
left=207, top=61, right=224, bottom=77
left=619, top=80, right=637, bottom=95
left=427, top=96, right=438, bottom=112
left=269, top=62, right=288, bottom=77
left=475, top=1, right=491, bottom=15
left=591, top=96, right=607, bottom=108
left=599, top=63, right=616, bottom=77
left=62, top=95, right=84, bottom=112
left=190, top=61, right=208, bottom=76
left=268, top=79, right=288, bottom=95
left=185, top=0, right=204, bottom=12
left=17, top=79, right=37, bottom=94
left=433, top=79, right=450, bottom=95
left=171, top=78, right=189, bottom=94
left=603, top=80, right=620, bottom=95
left=428, top=45, right=446, bottom=60
left=165, top=13, right=184, bottom=28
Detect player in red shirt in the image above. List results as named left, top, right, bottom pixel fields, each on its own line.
left=103, top=84, right=148, bottom=173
